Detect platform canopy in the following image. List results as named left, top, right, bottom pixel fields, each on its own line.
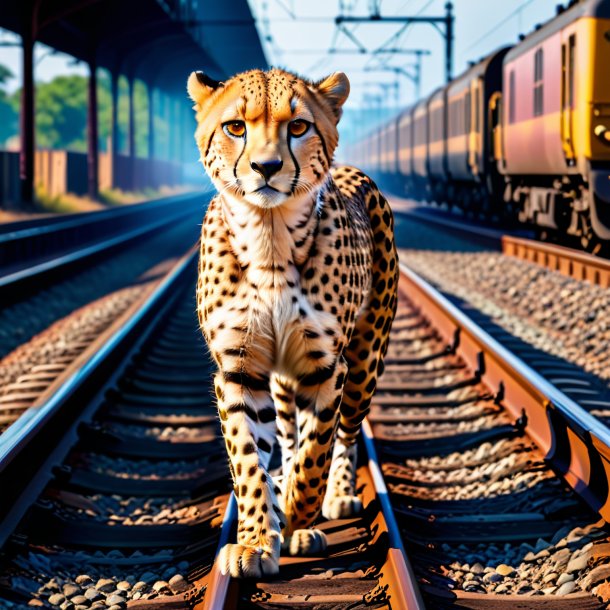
left=0, top=0, right=268, bottom=88
left=0, top=0, right=268, bottom=204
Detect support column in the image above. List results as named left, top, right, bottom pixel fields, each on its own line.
left=414, top=55, right=422, bottom=101
left=128, top=76, right=136, bottom=160
left=165, top=94, right=176, bottom=161
left=445, top=2, right=454, bottom=83
left=127, top=75, right=136, bottom=190
left=180, top=101, right=187, bottom=163
left=110, top=70, right=119, bottom=188
left=173, top=97, right=181, bottom=185
left=87, top=60, right=99, bottom=200
left=20, top=27, right=35, bottom=204
left=178, top=100, right=186, bottom=185
left=147, top=84, right=155, bottom=159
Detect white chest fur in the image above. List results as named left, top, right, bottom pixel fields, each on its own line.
left=217, top=195, right=337, bottom=377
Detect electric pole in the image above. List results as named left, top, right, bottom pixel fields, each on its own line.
left=335, top=2, right=454, bottom=83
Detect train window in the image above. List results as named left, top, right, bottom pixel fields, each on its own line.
left=561, top=44, right=567, bottom=109
left=465, top=91, right=471, bottom=132
left=450, top=99, right=457, bottom=137
left=568, top=35, right=576, bottom=109
left=474, top=90, right=480, bottom=132
left=509, top=71, right=515, bottom=123
left=448, top=102, right=452, bottom=137
left=534, top=48, right=544, bottom=116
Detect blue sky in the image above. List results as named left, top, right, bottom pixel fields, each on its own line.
left=247, top=0, right=558, bottom=109
left=0, top=0, right=559, bottom=110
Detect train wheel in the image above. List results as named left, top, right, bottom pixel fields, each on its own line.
left=578, top=212, right=603, bottom=255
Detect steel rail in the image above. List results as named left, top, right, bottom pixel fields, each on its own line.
left=502, top=234, right=610, bottom=288
left=0, top=208, right=195, bottom=289
left=202, top=421, right=426, bottom=610
left=0, top=194, right=205, bottom=292
left=0, top=246, right=198, bottom=468
left=361, top=418, right=426, bottom=609
left=399, top=261, right=610, bottom=521
left=0, top=192, right=204, bottom=241
left=201, top=495, right=236, bottom=610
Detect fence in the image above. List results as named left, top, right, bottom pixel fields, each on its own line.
left=0, top=149, right=188, bottom=209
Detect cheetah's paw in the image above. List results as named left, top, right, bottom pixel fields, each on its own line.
left=217, top=543, right=279, bottom=578
left=284, top=528, right=328, bottom=556
left=322, top=494, right=362, bottom=520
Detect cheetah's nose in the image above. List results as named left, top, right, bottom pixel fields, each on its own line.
left=251, top=159, right=283, bottom=181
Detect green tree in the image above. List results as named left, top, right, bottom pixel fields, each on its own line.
left=3, top=67, right=164, bottom=155
left=97, top=69, right=112, bottom=152
left=35, top=75, right=87, bottom=151
left=0, top=64, right=18, bottom=146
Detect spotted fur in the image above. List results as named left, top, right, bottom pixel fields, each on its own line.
left=188, top=68, right=398, bottom=578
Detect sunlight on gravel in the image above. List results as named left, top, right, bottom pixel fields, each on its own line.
left=399, top=249, right=610, bottom=384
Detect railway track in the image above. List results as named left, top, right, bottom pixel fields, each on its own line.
left=2, top=242, right=610, bottom=608
left=0, top=246, right=228, bottom=608
left=0, top=193, right=209, bottom=433
left=0, top=246, right=417, bottom=610
left=502, top=236, right=610, bottom=289
left=0, top=192, right=206, bottom=296
left=387, top=195, right=516, bottom=251
left=372, top=264, right=610, bottom=608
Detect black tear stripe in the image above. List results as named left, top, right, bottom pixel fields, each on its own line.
left=287, top=133, right=300, bottom=194
left=313, top=124, right=331, bottom=165
left=233, top=132, right=247, bottom=179
left=204, top=131, right=215, bottom=160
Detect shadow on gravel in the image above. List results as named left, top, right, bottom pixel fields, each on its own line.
left=440, top=290, right=610, bottom=416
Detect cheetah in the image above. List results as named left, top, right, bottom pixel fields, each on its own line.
left=188, top=68, right=398, bottom=578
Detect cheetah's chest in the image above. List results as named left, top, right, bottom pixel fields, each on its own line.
left=247, top=269, right=338, bottom=376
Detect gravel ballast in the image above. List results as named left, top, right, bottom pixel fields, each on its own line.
left=398, top=249, right=610, bottom=385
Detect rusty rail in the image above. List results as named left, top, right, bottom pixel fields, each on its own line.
left=0, top=246, right=200, bottom=540
left=202, top=258, right=610, bottom=607
left=502, top=235, right=610, bottom=288
left=399, top=262, right=610, bottom=522
left=202, top=422, right=425, bottom=610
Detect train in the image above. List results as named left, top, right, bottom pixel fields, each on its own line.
left=349, top=0, right=610, bottom=253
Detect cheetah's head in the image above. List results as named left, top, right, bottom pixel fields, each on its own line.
left=187, top=68, right=349, bottom=209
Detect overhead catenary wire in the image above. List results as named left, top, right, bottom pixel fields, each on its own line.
left=463, top=0, right=541, bottom=53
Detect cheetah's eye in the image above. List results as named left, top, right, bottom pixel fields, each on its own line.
left=223, top=121, right=246, bottom=138
left=289, top=120, right=310, bottom=138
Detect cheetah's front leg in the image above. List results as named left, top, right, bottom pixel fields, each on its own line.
left=214, top=372, right=284, bottom=578
left=281, top=358, right=348, bottom=554
left=270, top=373, right=297, bottom=496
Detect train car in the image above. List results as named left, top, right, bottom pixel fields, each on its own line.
left=397, top=106, right=415, bottom=194
left=412, top=98, right=429, bottom=199
left=446, top=47, right=510, bottom=216
left=361, top=132, right=371, bottom=173
left=380, top=116, right=401, bottom=190
left=366, top=129, right=381, bottom=175
left=427, top=86, right=449, bottom=203
left=345, top=138, right=364, bottom=170
left=379, top=121, right=390, bottom=176
left=498, top=0, right=610, bottom=249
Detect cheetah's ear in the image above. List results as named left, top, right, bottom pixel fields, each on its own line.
left=314, top=72, right=350, bottom=122
left=187, top=71, right=222, bottom=108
